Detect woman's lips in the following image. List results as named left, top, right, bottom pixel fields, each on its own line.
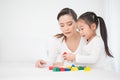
left=65, top=32, right=71, bottom=34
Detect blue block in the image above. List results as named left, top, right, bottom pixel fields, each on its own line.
left=65, top=68, right=71, bottom=71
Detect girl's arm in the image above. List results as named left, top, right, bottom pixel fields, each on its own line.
left=75, top=37, right=104, bottom=64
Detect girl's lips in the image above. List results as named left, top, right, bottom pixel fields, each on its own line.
left=82, top=35, right=85, bottom=37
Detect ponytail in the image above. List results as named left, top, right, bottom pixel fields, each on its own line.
left=98, top=17, right=113, bottom=57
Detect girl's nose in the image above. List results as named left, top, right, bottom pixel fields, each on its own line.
left=79, top=31, right=83, bottom=35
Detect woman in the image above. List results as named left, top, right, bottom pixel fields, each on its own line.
left=35, top=8, right=85, bottom=68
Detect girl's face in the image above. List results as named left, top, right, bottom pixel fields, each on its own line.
left=77, top=19, right=96, bottom=41
left=58, top=15, right=77, bottom=38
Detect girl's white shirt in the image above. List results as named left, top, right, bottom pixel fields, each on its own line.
left=75, top=36, right=112, bottom=70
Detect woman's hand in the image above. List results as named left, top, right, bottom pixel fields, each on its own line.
left=53, top=62, right=63, bottom=67
left=35, top=59, right=47, bottom=68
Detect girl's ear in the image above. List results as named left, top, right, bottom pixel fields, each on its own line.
left=91, top=23, right=96, bottom=31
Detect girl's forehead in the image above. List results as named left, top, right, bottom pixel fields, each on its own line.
left=77, top=19, right=87, bottom=25
left=77, top=19, right=86, bottom=23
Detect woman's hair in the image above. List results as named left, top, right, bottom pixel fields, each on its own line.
left=54, top=8, right=77, bottom=40
left=78, top=12, right=113, bottom=57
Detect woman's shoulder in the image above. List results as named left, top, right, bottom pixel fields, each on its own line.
left=47, top=36, right=64, bottom=44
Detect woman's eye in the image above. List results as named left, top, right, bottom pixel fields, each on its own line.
left=60, top=25, right=64, bottom=27
left=68, top=23, right=72, bottom=26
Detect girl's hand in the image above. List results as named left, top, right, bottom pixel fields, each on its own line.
left=63, top=53, right=75, bottom=61
left=35, top=59, right=46, bottom=68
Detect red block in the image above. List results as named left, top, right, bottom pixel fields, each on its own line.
left=49, top=66, right=54, bottom=70
left=60, top=67, right=65, bottom=71
left=63, top=52, right=67, bottom=55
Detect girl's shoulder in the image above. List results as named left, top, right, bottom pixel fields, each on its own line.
left=94, top=36, right=104, bottom=43
left=86, top=36, right=104, bottom=47
left=92, top=36, right=104, bottom=46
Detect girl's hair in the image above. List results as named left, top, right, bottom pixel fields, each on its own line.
left=54, top=8, right=77, bottom=40
left=78, top=12, right=113, bottom=57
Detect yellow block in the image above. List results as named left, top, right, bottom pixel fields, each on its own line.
left=71, top=67, right=78, bottom=71
left=84, top=66, right=91, bottom=71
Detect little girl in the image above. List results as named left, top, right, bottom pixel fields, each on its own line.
left=55, top=12, right=114, bottom=71
left=75, top=12, right=113, bottom=70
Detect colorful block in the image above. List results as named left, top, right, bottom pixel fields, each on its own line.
left=60, top=67, right=65, bottom=71
left=49, top=64, right=91, bottom=72
left=71, top=67, right=79, bottom=71
left=64, top=68, right=71, bottom=71
left=78, top=66, right=85, bottom=70
left=49, top=66, right=54, bottom=70
left=84, top=66, right=91, bottom=71
left=71, top=64, right=75, bottom=67
left=53, top=67, right=60, bottom=72
left=63, top=52, right=67, bottom=55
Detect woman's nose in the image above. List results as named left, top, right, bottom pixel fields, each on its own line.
left=64, top=26, right=69, bottom=30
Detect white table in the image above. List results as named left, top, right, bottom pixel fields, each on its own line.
left=0, top=62, right=120, bottom=80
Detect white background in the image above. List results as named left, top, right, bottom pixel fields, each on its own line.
left=0, top=0, right=120, bottom=72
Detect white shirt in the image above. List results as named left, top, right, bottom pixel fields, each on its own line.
left=41, top=36, right=112, bottom=70
left=40, top=36, right=86, bottom=66
left=54, top=37, right=87, bottom=66
left=76, top=36, right=112, bottom=70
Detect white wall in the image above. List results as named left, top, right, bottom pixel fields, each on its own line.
left=0, top=0, right=110, bottom=63
left=104, top=0, right=120, bottom=72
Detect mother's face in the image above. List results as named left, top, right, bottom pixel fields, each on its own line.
left=58, top=15, right=77, bottom=37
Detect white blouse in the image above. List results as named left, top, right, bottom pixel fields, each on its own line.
left=40, top=36, right=112, bottom=70
left=75, top=36, right=112, bottom=70
left=40, top=36, right=86, bottom=66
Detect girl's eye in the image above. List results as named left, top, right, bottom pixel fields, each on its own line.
left=80, top=27, right=84, bottom=30
left=81, top=28, right=84, bottom=30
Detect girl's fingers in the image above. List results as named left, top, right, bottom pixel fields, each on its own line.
left=62, top=55, right=67, bottom=60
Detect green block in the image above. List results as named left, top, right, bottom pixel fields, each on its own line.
left=78, top=66, right=85, bottom=70
left=53, top=67, right=60, bottom=72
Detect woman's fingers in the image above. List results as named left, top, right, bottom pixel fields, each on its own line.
left=35, top=60, right=46, bottom=68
